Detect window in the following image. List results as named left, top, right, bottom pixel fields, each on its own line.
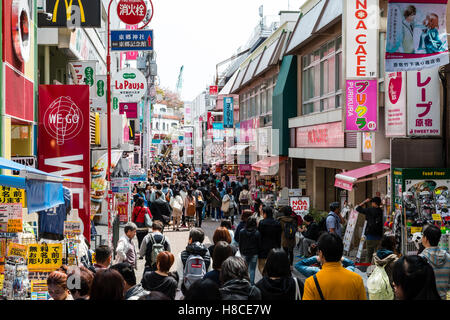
left=302, top=36, right=343, bottom=115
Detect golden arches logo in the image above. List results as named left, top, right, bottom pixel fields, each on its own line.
left=52, top=0, right=86, bottom=23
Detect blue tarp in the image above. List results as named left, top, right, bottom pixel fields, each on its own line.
left=0, top=175, right=26, bottom=189
left=0, top=156, right=61, bottom=179
left=26, top=180, right=65, bottom=213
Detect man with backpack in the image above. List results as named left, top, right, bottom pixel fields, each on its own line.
left=277, top=206, right=298, bottom=267
left=319, top=202, right=344, bottom=238
left=175, top=228, right=212, bottom=295
left=355, top=197, right=384, bottom=262
left=139, top=220, right=171, bottom=276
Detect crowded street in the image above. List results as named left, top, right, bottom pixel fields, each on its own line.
left=0, top=0, right=449, bottom=309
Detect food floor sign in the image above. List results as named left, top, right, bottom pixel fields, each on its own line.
left=290, top=197, right=310, bottom=218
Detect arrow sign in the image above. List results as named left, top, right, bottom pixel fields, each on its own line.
left=111, top=29, right=154, bottom=51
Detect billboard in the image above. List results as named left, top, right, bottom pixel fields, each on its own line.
left=345, top=79, right=378, bottom=131
left=38, top=0, right=101, bottom=28
left=38, top=85, right=91, bottom=242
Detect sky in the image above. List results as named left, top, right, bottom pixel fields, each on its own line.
left=149, top=0, right=307, bottom=102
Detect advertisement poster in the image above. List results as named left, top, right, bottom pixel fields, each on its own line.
left=223, top=97, right=234, bottom=128
left=345, top=0, right=379, bottom=78
left=385, top=71, right=407, bottom=137
left=362, top=132, right=373, bottom=153
left=38, top=85, right=91, bottom=241
left=207, top=112, right=214, bottom=139
left=406, top=67, right=440, bottom=136
left=386, top=0, right=449, bottom=72
left=213, top=123, right=224, bottom=143
left=345, top=79, right=378, bottom=131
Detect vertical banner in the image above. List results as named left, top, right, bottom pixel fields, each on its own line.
left=68, top=61, right=96, bottom=97
left=386, top=0, right=449, bottom=72
left=406, top=67, right=441, bottom=136
left=345, top=79, right=378, bottom=131
left=385, top=72, right=407, bottom=137
left=207, top=112, right=213, bottom=139
left=91, top=75, right=107, bottom=113
left=223, top=97, right=234, bottom=128
left=125, top=24, right=139, bottom=60
left=38, top=85, right=91, bottom=242
left=345, top=0, right=379, bottom=78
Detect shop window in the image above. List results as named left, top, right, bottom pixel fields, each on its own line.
left=11, top=125, right=32, bottom=156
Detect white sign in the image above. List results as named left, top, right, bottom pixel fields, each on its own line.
left=385, top=72, right=407, bottom=137
left=343, top=209, right=359, bottom=252
left=345, top=0, right=379, bottom=78
left=68, top=61, right=97, bottom=98
left=288, top=189, right=302, bottom=197
left=112, top=67, right=147, bottom=102
left=362, top=132, right=373, bottom=153
left=91, top=75, right=107, bottom=113
left=407, top=67, right=441, bottom=136
left=290, top=197, right=310, bottom=217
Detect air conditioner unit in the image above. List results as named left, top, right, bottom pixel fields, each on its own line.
left=37, top=0, right=46, bottom=12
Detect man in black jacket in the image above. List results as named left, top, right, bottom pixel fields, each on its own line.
left=297, top=214, right=320, bottom=258
left=257, top=207, right=282, bottom=275
left=355, top=197, right=384, bottom=263
left=149, top=190, right=172, bottom=228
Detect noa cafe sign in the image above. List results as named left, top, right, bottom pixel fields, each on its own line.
left=112, top=67, right=147, bottom=102
left=290, top=197, right=310, bottom=217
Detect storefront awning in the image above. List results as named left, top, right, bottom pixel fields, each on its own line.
left=334, top=163, right=390, bottom=191
left=252, top=156, right=288, bottom=174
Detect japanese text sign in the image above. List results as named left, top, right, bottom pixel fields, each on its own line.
left=27, top=243, right=63, bottom=271
left=386, top=0, right=449, bottom=72
left=295, top=122, right=345, bottom=148
left=112, top=68, right=147, bottom=102
left=407, top=67, right=440, bottom=136
left=64, top=221, right=81, bottom=237
left=0, top=187, right=25, bottom=206
left=7, top=243, right=27, bottom=258
left=117, top=0, right=147, bottom=25
left=345, top=79, right=378, bottom=131
left=0, top=203, right=23, bottom=233
left=125, top=24, right=139, bottom=60
left=345, top=0, right=379, bottom=78
left=111, top=30, right=153, bottom=52
left=223, top=97, right=234, bottom=128
left=209, top=86, right=218, bottom=96
left=385, top=72, right=407, bottom=137
left=290, top=197, right=310, bottom=217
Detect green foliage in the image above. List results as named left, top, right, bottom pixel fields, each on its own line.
left=308, top=207, right=328, bottom=222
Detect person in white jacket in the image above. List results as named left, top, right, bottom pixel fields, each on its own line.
left=115, top=222, right=138, bottom=270
left=170, top=189, right=184, bottom=231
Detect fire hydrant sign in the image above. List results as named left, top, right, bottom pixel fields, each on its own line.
left=117, top=0, right=147, bottom=25
left=290, top=197, right=310, bottom=217
left=112, top=67, right=147, bottom=102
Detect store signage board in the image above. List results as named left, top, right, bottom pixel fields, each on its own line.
left=38, top=0, right=101, bottom=28
left=209, top=85, right=218, bottom=96
left=112, top=68, right=147, bottom=102
left=27, top=243, right=63, bottom=271
left=343, top=210, right=360, bottom=253
left=345, top=0, right=379, bottom=78
left=288, top=189, right=302, bottom=197
left=119, top=102, right=138, bottom=118
left=223, top=97, right=234, bottom=128
left=290, top=197, right=309, bottom=217
left=125, top=24, right=139, bottom=60
left=385, top=0, right=449, bottom=72
left=68, top=61, right=96, bottom=100
left=91, top=75, right=107, bottom=113
left=111, top=30, right=153, bottom=51
left=406, top=67, right=441, bottom=136
left=345, top=79, right=378, bottom=132
left=38, top=85, right=91, bottom=242
left=111, top=178, right=131, bottom=193
left=7, top=243, right=27, bottom=258
left=362, top=132, right=373, bottom=153
left=64, top=221, right=81, bottom=237
left=295, top=122, right=344, bottom=148
left=0, top=187, right=25, bottom=206
left=117, top=0, right=147, bottom=25
left=385, top=72, right=407, bottom=137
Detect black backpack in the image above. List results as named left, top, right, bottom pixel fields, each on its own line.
left=318, top=213, right=337, bottom=233
left=284, top=220, right=296, bottom=240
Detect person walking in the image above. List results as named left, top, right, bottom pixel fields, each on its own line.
left=67, top=266, right=94, bottom=300
left=239, top=185, right=252, bottom=212
left=93, top=245, right=112, bottom=272
left=131, top=197, right=152, bottom=249
left=149, top=190, right=172, bottom=229
left=326, top=202, right=345, bottom=238
left=47, top=270, right=74, bottom=300
left=208, top=226, right=238, bottom=257
left=192, top=184, right=205, bottom=228
left=257, top=207, right=282, bottom=275
left=115, top=222, right=138, bottom=270
left=252, top=199, right=264, bottom=226
left=170, top=189, right=184, bottom=231
left=209, top=185, right=222, bottom=222
left=302, top=233, right=366, bottom=300
left=278, top=206, right=298, bottom=267
left=184, top=189, right=197, bottom=229
left=139, top=220, right=171, bottom=275
left=238, top=216, right=262, bottom=285
left=256, top=248, right=304, bottom=300
left=419, top=224, right=450, bottom=299
left=141, top=251, right=179, bottom=300
left=356, top=197, right=384, bottom=262
left=221, top=187, right=237, bottom=226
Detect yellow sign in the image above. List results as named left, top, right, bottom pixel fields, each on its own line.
left=410, top=227, right=423, bottom=234
left=432, top=214, right=442, bottom=221
left=0, top=274, right=4, bottom=292
left=92, top=252, right=96, bottom=264
left=7, top=219, right=23, bottom=233
left=27, top=243, right=63, bottom=271
left=31, top=280, right=48, bottom=293
left=0, top=187, right=25, bottom=206
left=7, top=243, right=27, bottom=258
left=52, top=0, right=86, bottom=22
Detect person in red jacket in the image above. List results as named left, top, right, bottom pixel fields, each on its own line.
left=132, top=197, right=152, bottom=249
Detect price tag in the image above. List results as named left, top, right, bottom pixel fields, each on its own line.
left=432, top=214, right=442, bottom=221
left=410, top=227, right=422, bottom=234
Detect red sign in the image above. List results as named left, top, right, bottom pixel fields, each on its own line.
left=119, top=102, right=138, bottom=118
left=38, top=85, right=91, bottom=242
left=207, top=112, right=213, bottom=139
left=209, top=86, right=218, bottom=96
left=295, top=122, right=345, bottom=148
left=117, top=0, right=147, bottom=25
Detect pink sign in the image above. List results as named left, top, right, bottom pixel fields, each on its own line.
left=345, top=79, right=378, bottom=132
left=119, top=102, right=138, bottom=118
left=125, top=25, right=138, bottom=60
left=295, top=122, right=345, bottom=148
left=239, top=164, right=252, bottom=172
left=240, top=118, right=259, bottom=143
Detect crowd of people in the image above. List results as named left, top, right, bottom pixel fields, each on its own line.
left=45, top=162, right=448, bottom=300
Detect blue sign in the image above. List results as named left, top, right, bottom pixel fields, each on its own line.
left=213, top=123, right=224, bottom=142
left=223, top=97, right=234, bottom=128
left=111, top=30, right=153, bottom=51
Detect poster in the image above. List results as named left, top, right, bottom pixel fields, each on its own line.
left=345, top=79, right=378, bottom=131
left=27, top=243, right=63, bottom=272
left=0, top=187, right=25, bottom=206
left=345, top=0, right=379, bottom=78
left=386, top=0, right=449, bottom=72
left=406, top=67, right=441, bottom=136
left=385, top=72, right=407, bottom=137
left=38, top=85, right=91, bottom=241
left=0, top=204, right=23, bottom=233
left=64, top=221, right=82, bottom=237
left=7, top=243, right=27, bottom=259
left=343, top=210, right=360, bottom=253
left=362, top=132, right=373, bottom=153
left=290, top=197, right=310, bottom=217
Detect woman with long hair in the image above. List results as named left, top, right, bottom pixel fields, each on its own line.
left=131, top=197, right=152, bottom=249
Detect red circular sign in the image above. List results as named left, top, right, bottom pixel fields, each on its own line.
left=117, top=0, right=147, bottom=25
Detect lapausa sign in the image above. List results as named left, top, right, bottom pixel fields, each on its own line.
left=38, top=0, right=101, bottom=28
left=112, top=67, right=147, bottom=102
left=38, top=85, right=91, bottom=242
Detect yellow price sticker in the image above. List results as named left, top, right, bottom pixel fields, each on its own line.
left=432, top=214, right=442, bottom=221
left=410, top=227, right=423, bottom=234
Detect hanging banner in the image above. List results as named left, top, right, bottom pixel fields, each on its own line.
left=125, top=24, right=139, bottom=60
left=223, top=97, right=234, bottom=128
left=68, top=61, right=96, bottom=95
left=362, top=132, right=373, bottom=153
left=385, top=0, right=449, bottom=72
left=406, top=67, right=441, bottom=136
left=207, top=112, right=213, bottom=139
left=213, top=123, right=224, bottom=143
left=345, top=0, right=379, bottom=78
left=38, top=85, right=91, bottom=242
left=345, top=79, right=378, bottom=131
left=38, top=0, right=101, bottom=28
left=27, top=243, right=63, bottom=272
left=385, top=71, right=407, bottom=137
left=91, top=75, right=107, bottom=113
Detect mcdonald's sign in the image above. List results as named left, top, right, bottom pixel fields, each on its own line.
left=38, top=0, right=101, bottom=28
